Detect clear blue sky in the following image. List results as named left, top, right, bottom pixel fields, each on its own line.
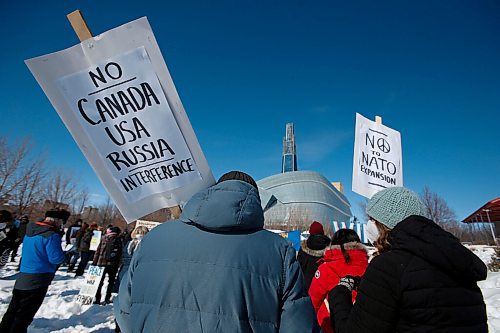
left=1, top=1, right=499, bottom=222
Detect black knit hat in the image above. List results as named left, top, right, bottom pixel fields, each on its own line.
left=0, top=210, right=12, bottom=223
left=217, top=171, right=258, bottom=189
left=45, top=209, right=71, bottom=223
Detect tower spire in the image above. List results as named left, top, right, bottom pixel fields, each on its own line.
left=282, top=123, right=297, bottom=173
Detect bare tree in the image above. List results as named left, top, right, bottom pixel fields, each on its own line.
left=97, top=196, right=123, bottom=227
left=420, top=186, right=458, bottom=226
left=419, top=186, right=477, bottom=241
left=43, top=169, right=79, bottom=207
left=10, top=160, right=46, bottom=215
left=71, top=188, right=90, bottom=216
left=0, top=137, right=41, bottom=202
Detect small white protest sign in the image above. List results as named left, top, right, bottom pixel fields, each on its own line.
left=76, top=265, right=105, bottom=305
left=70, top=227, right=80, bottom=241
left=352, top=113, right=403, bottom=198
left=89, top=230, right=102, bottom=252
left=135, top=219, right=161, bottom=231
left=25, top=17, right=215, bottom=222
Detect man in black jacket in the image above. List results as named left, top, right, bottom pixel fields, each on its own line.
left=0, top=210, right=18, bottom=267
left=65, top=218, right=82, bottom=246
left=328, top=187, right=487, bottom=333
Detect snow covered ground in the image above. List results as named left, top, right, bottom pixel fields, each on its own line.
left=0, top=246, right=498, bottom=332
left=0, top=262, right=116, bottom=332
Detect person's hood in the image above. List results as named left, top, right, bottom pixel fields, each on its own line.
left=26, top=222, right=56, bottom=238
left=390, top=215, right=487, bottom=282
left=299, top=234, right=331, bottom=257
left=105, top=233, right=118, bottom=240
left=180, top=180, right=264, bottom=232
left=306, top=234, right=331, bottom=251
left=321, top=242, right=368, bottom=263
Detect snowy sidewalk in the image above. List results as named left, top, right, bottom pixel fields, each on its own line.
left=0, top=261, right=116, bottom=332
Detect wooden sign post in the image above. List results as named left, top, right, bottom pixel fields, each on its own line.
left=67, top=10, right=93, bottom=42
left=170, top=206, right=182, bottom=219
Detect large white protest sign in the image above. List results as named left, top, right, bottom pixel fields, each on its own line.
left=25, top=17, right=215, bottom=222
left=56, top=47, right=200, bottom=202
left=76, top=265, right=105, bottom=305
left=352, top=113, right=403, bottom=198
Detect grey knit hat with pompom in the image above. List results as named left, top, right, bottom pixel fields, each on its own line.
left=366, top=187, right=426, bottom=229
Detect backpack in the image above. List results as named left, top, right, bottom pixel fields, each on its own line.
left=104, top=236, right=122, bottom=262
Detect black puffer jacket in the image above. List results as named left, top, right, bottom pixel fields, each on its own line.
left=297, top=234, right=331, bottom=291
left=329, top=215, right=488, bottom=333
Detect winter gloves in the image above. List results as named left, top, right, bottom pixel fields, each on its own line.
left=337, top=275, right=361, bottom=292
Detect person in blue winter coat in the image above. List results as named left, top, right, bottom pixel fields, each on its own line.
left=0, top=209, right=69, bottom=333
left=115, top=171, right=320, bottom=333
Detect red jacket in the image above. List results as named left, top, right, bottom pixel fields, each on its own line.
left=308, top=242, right=368, bottom=333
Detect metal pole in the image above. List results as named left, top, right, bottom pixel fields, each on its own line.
left=468, top=222, right=474, bottom=244
left=479, top=215, right=488, bottom=245
left=471, top=221, right=476, bottom=244
left=484, top=209, right=498, bottom=246
left=475, top=215, right=487, bottom=245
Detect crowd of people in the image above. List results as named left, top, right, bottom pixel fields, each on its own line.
left=0, top=171, right=490, bottom=332
left=0, top=207, right=149, bottom=333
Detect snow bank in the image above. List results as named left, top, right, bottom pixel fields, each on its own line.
left=467, top=245, right=496, bottom=267
left=479, top=272, right=500, bottom=333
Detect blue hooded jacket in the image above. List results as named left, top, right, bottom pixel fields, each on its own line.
left=115, top=180, right=319, bottom=333
left=15, top=221, right=65, bottom=290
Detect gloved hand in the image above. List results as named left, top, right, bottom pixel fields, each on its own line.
left=337, top=275, right=361, bottom=292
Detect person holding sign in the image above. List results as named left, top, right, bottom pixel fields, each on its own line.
left=0, top=209, right=69, bottom=333
left=92, top=226, right=123, bottom=305
left=115, top=171, right=320, bottom=333
left=74, top=223, right=98, bottom=277
left=327, top=187, right=488, bottom=333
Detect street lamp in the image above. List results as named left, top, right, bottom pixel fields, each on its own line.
left=483, top=209, right=498, bottom=246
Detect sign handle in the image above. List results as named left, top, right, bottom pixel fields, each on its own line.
left=375, top=116, right=382, bottom=124
left=170, top=206, right=182, bottom=219
left=67, top=10, right=93, bottom=42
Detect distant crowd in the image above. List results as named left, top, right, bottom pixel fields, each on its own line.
left=0, top=171, right=490, bottom=333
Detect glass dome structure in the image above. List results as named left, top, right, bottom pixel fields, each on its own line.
left=257, top=170, right=352, bottom=233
